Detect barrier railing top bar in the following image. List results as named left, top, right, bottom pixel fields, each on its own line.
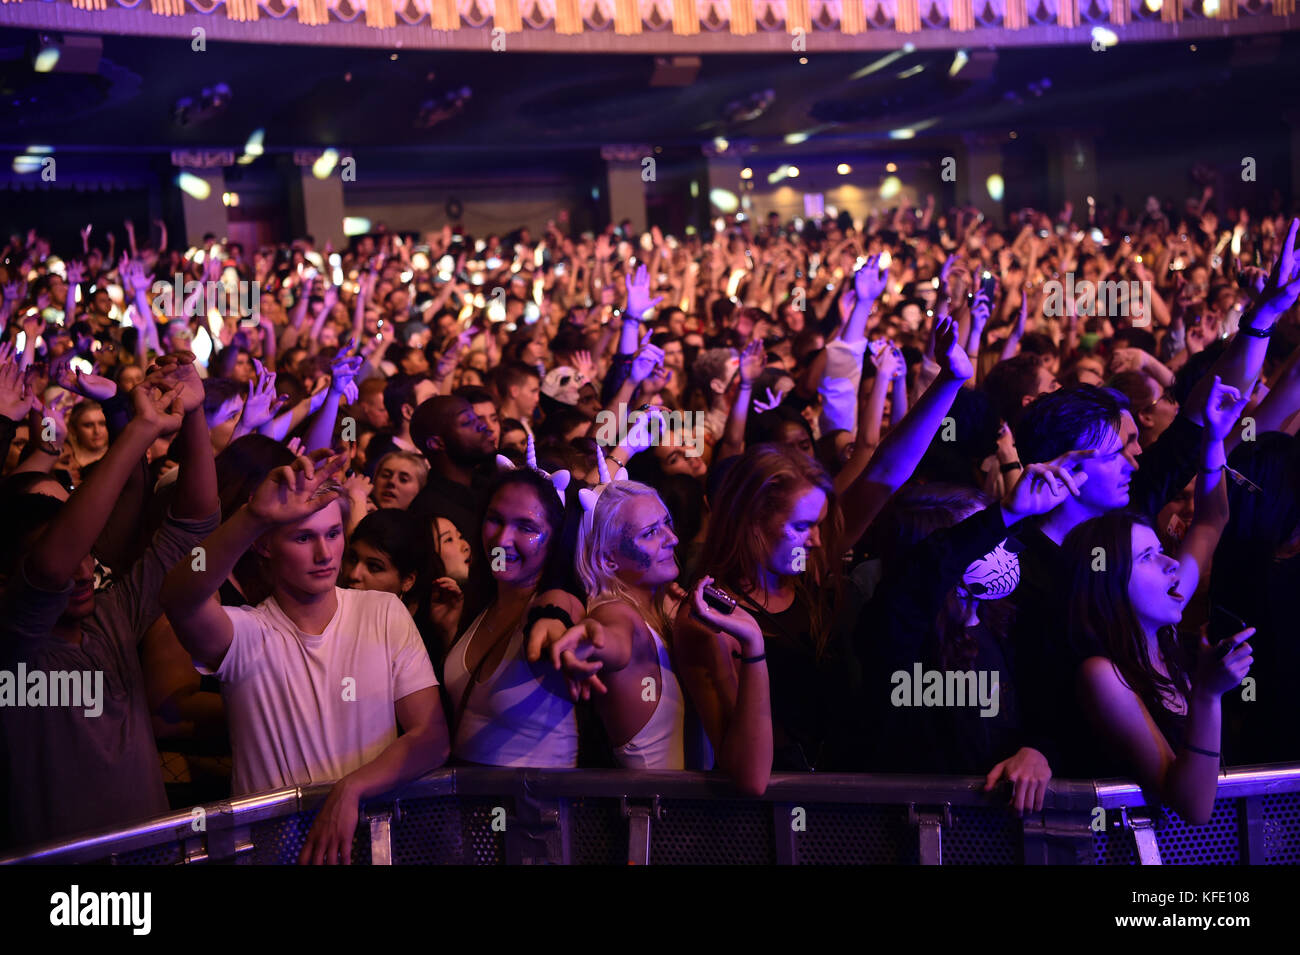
left=375, top=768, right=1104, bottom=811
left=1094, top=763, right=1300, bottom=807
left=8, top=763, right=1300, bottom=865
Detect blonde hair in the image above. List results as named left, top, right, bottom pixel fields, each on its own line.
left=576, top=480, right=673, bottom=638
left=374, top=450, right=430, bottom=489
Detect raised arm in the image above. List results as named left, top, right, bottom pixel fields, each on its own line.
left=160, top=452, right=348, bottom=672
left=26, top=377, right=183, bottom=590
left=1173, top=376, right=1242, bottom=598
left=839, top=316, right=973, bottom=547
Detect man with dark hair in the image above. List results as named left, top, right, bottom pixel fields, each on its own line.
left=982, top=354, right=1058, bottom=430
left=452, top=385, right=501, bottom=449
left=1, top=354, right=218, bottom=847
left=1007, top=228, right=1294, bottom=765
left=382, top=374, right=437, bottom=454
left=408, top=395, right=498, bottom=535
left=493, top=361, right=541, bottom=431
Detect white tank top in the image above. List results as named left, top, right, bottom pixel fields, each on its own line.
left=444, top=609, right=579, bottom=768
left=612, top=625, right=686, bottom=770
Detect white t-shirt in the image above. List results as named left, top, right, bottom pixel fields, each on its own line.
left=212, top=588, right=438, bottom=796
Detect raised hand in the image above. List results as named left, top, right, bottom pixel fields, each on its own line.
left=247, top=451, right=348, bottom=526
left=131, top=376, right=186, bottom=437
left=52, top=352, right=117, bottom=403
left=623, top=405, right=666, bottom=456
left=1200, top=375, right=1246, bottom=444
left=1001, top=450, right=1094, bottom=521
left=1255, top=217, right=1300, bottom=321
left=932, top=315, right=974, bottom=382
left=871, top=341, right=906, bottom=382
left=0, top=347, right=36, bottom=422
left=239, top=359, right=285, bottom=431
left=572, top=349, right=596, bottom=383
left=65, top=261, right=85, bottom=287
left=624, top=264, right=665, bottom=321
left=148, top=351, right=203, bottom=414
left=629, top=330, right=665, bottom=385
left=853, top=253, right=889, bottom=304
left=343, top=472, right=375, bottom=512
left=752, top=386, right=786, bottom=415
left=738, top=338, right=764, bottom=385
left=328, top=349, right=365, bottom=399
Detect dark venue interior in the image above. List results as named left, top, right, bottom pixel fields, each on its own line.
left=0, top=0, right=1298, bottom=894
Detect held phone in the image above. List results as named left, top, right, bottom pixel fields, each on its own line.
left=979, top=273, right=998, bottom=299
left=1210, top=605, right=1250, bottom=658
left=702, top=584, right=736, bottom=615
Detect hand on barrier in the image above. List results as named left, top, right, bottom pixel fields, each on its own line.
left=299, top=781, right=360, bottom=866
left=984, top=746, right=1051, bottom=816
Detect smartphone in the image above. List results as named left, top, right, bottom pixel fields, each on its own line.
left=702, top=584, right=736, bottom=615
left=1211, top=605, right=1249, bottom=658
left=980, top=275, right=998, bottom=299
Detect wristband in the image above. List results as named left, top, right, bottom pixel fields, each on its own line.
left=1000, top=461, right=1023, bottom=474
left=1201, top=464, right=1224, bottom=475
left=731, top=651, right=767, bottom=664
left=1182, top=742, right=1220, bottom=759
left=606, top=453, right=625, bottom=472
left=525, top=605, right=574, bottom=634
left=1239, top=324, right=1273, bottom=339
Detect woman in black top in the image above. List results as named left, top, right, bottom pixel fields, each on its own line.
left=675, top=443, right=857, bottom=794
left=1061, top=379, right=1254, bottom=825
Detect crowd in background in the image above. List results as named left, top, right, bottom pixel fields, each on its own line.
left=2, top=187, right=1297, bottom=861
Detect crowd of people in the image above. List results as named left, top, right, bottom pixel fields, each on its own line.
left=2, top=191, right=1297, bottom=862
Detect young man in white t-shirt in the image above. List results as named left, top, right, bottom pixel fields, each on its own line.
left=161, top=451, right=449, bottom=865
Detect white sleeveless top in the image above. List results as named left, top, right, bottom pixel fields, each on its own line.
left=612, top=625, right=686, bottom=770
left=444, top=609, right=579, bottom=768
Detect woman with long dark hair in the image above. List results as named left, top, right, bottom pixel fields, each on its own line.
left=341, top=509, right=462, bottom=669
left=1062, top=377, right=1253, bottom=825
left=442, top=466, right=585, bottom=767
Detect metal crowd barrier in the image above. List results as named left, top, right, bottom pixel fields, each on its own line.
left=4, top=764, right=1299, bottom=865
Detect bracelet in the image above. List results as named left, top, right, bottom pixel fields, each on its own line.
left=731, top=651, right=767, bottom=665
left=1183, top=742, right=1221, bottom=759
left=1201, top=464, right=1224, bottom=475
left=606, top=453, right=625, bottom=471
left=1000, top=461, right=1023, bottom=474
left=525, top=605, right=574, bottom=634
left=1239, top=324, right=1273, bottom=339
